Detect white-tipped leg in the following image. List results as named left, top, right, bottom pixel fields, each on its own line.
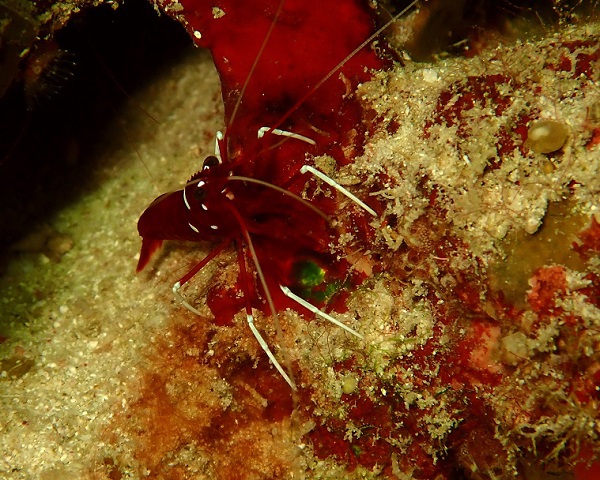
left=257, top=126, right=316, bottom=146
left=246, top=313, right=296, bottom=389
left=280, top=285, right=364, bottom=340
left=175, top=280, right=296, bottom=389
left=173, top=281, right=202, bottom=316
left=215, top=131, right=224, bottom=160
left=300, top=165, right=377, bottom=217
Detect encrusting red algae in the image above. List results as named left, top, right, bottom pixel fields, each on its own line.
left=121, top=1, right=600, bottom=478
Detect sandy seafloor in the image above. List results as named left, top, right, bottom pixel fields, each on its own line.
left=0, top=49, right=224, bottom=478
left=1, top=13, right=600, bottom=480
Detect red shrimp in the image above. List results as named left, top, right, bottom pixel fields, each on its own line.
left=137, top=0, right=418, bottom=388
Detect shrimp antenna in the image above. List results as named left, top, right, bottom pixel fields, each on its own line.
left=227, top=175, right=331, bottom=222
left=227, top=0, right=286, bottom=131
left=269, top=0, right=421, bottom=133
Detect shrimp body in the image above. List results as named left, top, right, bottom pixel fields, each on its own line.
left=136, top=163, right=231, bottom=272
left=137, top=0, right=391, bottom=386
left=137, top=134, right=338, bottom=316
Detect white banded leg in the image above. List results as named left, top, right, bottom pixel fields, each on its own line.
left=215, top=130, right=224, bottom=160
left=300, top=165, right=377, bottom=217
left=256, top=127, right=376, bottom=217
left=228, top=211, right=297, bottom=391
left=171, top=239, right=230, bottom=317
left=257, top=126, right=316, bottom=146
left=245, top=312, right=295, bottom=389
left=173, top=282, right=202, bottom=315
left=174, top=280, right=295, bottom=389
left=280, top=285, right=363, bottom=340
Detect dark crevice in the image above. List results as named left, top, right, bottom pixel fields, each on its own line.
left=0, top=0, right=193, bottom=258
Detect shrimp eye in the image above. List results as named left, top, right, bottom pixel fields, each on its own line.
left=194, top=187, right=207, bottom=202
left=203, top=155, right=220, bottom=170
